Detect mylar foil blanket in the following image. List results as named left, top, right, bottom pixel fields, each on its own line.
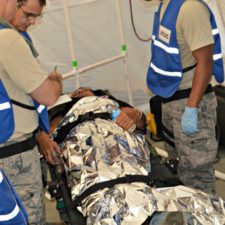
left=53, top=96, right=120, bottom=136
left=56, top=96, right=225, bottom=225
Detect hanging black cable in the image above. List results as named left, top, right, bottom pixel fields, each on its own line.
left=129, top=0, right=152, bottom=42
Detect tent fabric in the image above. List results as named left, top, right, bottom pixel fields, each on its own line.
left=30, top=0, right=225, bottom=111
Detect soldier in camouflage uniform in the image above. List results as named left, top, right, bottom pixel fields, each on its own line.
left=0, top=0, right=62, bottom=224
left=162, top=92, right=218, bottom=193
left=146, top=0, right=224, bottom=194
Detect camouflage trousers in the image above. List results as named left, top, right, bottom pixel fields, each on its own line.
left=0, top=145, right=45, bottom=225
left=162, top=92, right=218, bottom=194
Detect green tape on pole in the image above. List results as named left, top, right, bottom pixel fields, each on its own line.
left=121, top=45, right=127, bottom=52
left=72, top=60, right=78, bottom=68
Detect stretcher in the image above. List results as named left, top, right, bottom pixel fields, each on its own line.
left=46, top=96, right=225, bottom=225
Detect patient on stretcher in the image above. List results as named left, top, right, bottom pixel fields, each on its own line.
left=36, top=87, right=146, bottom=164
left=37, top=87, right=225, bottom=225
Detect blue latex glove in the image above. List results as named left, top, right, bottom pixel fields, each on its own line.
left=181, top=106, right=199, bottom=134
left=112, top=109, right=121, bottom=121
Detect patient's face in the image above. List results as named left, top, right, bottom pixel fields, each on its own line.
left=70, top=87, right=95, bottom=98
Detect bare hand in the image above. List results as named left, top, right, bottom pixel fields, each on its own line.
left=36, top=131, right=61, bottom=165
left=115, top=107, right=144, bottom=131
left=114, top=110, right=136, bottom=131
left=48, top=71, right=62, bottom=82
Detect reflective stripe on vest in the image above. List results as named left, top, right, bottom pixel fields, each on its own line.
left=0, top=80, right=14, bottom=144
left=146, top=0, right=224, bottom=98
left=0, top=170, right=3, bottom=182
left=150, top=62, right=182, bottom=78
left=33, top=101, right=50, bottom=133
left=37, top=104, right=45, bottom=114
left=152, top=35, right=179, bottom=54
left=0, top=205, right=20, bottom=222
left=0, top=169, right=28, bottom=224
left=0, top=102, right=10, bottom=110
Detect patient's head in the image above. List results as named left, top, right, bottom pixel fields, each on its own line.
left=70, top=87, right=111, bottom=99
left=70, top=87, right=95, bottom=98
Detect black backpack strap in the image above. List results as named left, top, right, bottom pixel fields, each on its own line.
left=54, top=112, right=111, bottom=144
left=71, top=174, right=154, bottom=208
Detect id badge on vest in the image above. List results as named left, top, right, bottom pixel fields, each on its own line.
left=158, top=25, right=171, bottom=44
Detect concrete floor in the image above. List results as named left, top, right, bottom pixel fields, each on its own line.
left=46, top=199, right=62, bottom=225
left=45, top=144, right=225, bottom=224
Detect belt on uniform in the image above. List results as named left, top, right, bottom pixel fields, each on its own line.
left=0, top=133, right=36, bottom=159
left=160, top=84, right=213, bottom=103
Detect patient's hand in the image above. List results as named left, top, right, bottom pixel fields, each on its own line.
left=36, top=131, right=61, bottom=165
left=114, top=109, right=137, bottom=131
left=115, top=107, right=145, bottom=131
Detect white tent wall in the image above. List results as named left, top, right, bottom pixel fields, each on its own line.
left=29, top=0, right=225, bottom=111
left=30, top=0, right=156, bottom=111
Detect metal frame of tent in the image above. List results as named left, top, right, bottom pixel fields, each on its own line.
left=61, top=0, right=134, bottom=106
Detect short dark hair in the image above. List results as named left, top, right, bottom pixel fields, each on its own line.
left=18, top=0, right=46, bottom=7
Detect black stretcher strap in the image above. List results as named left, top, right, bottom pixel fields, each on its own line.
left=54, top=112, right=111, bottom=144
left=161, top=123, right=175, bottom=147
left=71, top=174, right=154, bottom=208
left=0, top=133, right=36, bottom=158
left=162, top=134, right=175, bottom=147
left=161, top=134, right=175, bottom=148
left=161, top=123, right=174, bottom=139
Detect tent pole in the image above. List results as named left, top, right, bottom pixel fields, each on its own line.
left=61, top=0, right=134, bottom=103
left=63, top=53, right=125, bottom=80
left=115, top=0, right=134, bottom=106
left=62, top=0, right=80, bottom=88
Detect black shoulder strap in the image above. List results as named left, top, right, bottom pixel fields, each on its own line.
left=11, top=99, right=35, bottom=110
left=54, top=112, right=111, bottom=144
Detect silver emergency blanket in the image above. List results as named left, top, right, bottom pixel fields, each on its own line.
left=54, top=96, right=225, bottom=225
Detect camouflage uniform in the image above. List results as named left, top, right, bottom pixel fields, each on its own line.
left=162, top=92, right=218, bottom=194
left=0, top=140, right=45, bottom=225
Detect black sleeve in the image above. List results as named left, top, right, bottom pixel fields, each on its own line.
left=108, top=95, right=132, bottom=108
left=93, top=89, right=132, bottom=108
